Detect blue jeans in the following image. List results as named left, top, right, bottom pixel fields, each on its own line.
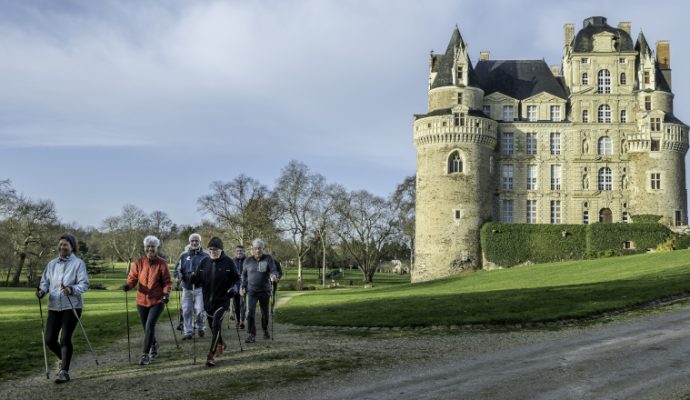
left=181, top=287, right=205, bottom=335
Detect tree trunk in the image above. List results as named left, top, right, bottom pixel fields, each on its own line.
left=12, top=252, right=26, bottom=287
left=321, top=239, right=327, bottom=288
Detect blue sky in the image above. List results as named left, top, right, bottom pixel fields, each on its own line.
left=1, top=0, right=689, bottom=227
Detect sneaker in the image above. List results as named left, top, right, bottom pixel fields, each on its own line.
left=54, top=369, right=70, bottom=384
left=214, top=343, right=223, bottom=358
left=177, top=323, right=183, bottom=331
left=182, top=334, right=192, bottom=340
left=149, top=341, right=159, bottom=359
left=263, top=331, right=271, bottom=340
left=206, top=352, right=215, bottom=367
left=139, top=354, right=150, bottom=366
left=239, top=321, right=245, bottom=329
left=245, top=335, right=256, bottom=343
left=198, top=330, right=205, bottom=338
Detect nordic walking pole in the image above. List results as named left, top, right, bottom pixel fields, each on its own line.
left=125, top=260, right=132, bottom=363
left=62, top=285, right=99, bottom=366
left=234, top=296, right=243, bottom=352
left=37, top=295, right=50, bottom=379
left=192, top=282, right=197, bottom=364
left=165, top=300, right=180, bottom=349
left=270, top=282, right=275, bottom=341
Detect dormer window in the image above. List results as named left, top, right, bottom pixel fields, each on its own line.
left=581, top=58, right=589, bottom=64
left=502, top=105, right=514, bottom=121
left=457, top=66, right=463, bottom=80
left=457, top=93, right=463, bottom=105
left=644, top=71, right=650, bottom=84
left=550, top=106, right=561, bottom=122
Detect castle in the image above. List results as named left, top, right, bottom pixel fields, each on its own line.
left=413, top=16, right=689, bottom=282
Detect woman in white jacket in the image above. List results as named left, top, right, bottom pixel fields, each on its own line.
left=36, top=234, right=90, bottom=384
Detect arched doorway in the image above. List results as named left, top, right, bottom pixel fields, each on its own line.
left=599, top=208, right=612, bottom=223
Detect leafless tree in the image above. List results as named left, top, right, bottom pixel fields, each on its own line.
left=392, top=175, right=416, bottom=269
left=312, top=184, right=340, bottom=287
left=100, top=204, right=150, bottom=267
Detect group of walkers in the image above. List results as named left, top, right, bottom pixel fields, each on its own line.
left=36, top=232, right=282, bottom=384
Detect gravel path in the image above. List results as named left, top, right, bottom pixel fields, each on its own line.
left=4, top=296, right=690, bottom=400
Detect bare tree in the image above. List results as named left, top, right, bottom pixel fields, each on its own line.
left=149, top=210, right=174, bottom=239
left=100, top=204, right=150, bottom=266
left=312, top=184, right=339, bottom=287
left=332, top=189, right=398, bottom=284
left=273, top=161, right=325, bottom=287
left=197, top=175, right=278, bottom=248
left=392, top=175, right=416, bottom=269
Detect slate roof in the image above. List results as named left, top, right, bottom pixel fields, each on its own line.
left=414, top=108, right=487, bottom=120
left=473, top=60, right=568, bottom=100
left=430, top=27, right=480, bottom=90
left=572, top=16, right=634, bottom=52
left=664, top=113, right=687, bottom=126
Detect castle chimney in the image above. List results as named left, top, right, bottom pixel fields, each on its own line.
left=618, top=21, right=631, bottom=35
left=550, top=64, right=561, bottom=76
left=656, top=40, right=670, bottom=68
left=564, top=23, right=574, bottom=46
left=479, top=51, right=490, bottom=61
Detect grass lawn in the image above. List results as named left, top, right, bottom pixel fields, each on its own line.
left=277, top=250, right=690, bottom=327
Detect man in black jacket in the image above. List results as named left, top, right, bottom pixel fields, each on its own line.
left=240, top=238, right=278, bottom=343
left=192, top=237, right=240, bottom=367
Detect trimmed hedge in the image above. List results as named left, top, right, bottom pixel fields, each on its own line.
left=632, top=214, right=662, bottom=223
left=481, top=222, right=672, bottom=267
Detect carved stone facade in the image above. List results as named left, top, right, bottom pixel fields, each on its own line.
left=413, top=16, right=688, bottom=282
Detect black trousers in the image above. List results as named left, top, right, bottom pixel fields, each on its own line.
left=45, top=309, right=81, bottom=371
left=206, top=305, right=227, bottom=353
left=246, top=292, right=270, bottom=336
left=137, top=303, right=164, bottom=354
left=232, top=292, right=245, bottom=323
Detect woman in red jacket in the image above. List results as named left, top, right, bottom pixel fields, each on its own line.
left=123, top=235, right=172, bottom=365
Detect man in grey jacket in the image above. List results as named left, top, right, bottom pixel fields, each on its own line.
left=239, top=238, right=278, bottom=343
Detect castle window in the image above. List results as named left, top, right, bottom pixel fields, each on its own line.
left=502, top=132, right=514, bottom=155
left=583, top=210, right=589, bottom=224
left=597, top=69, right=611, bottom=93
left=526, top=200, right=537, bottom=224
left=620, top=110, right=627, bottom=123
left=457, top=93, right=463, bottom=105
left=598, top=136, right=612, bottom=155
left=448, top=151, right=462, bottom=173
left=644, top=71, right=650, bottom=84
left=550, top=200, right=561, bottom=224
left=619, top=57, right=627, bottom=64
left=582, top=110, right=589, bottom=123
left=623, top=240, right=635, bottom=249
left=650, top=117, right=661, bottom=132
left=651, top=139, right=660, bottom=151
left=620, top=72, right=627, bottom=85
left=582, top=73, right=589, bottom=85
left=550, top=132, right=561, bottom=155
left=527, top=105, right=537, bottom=121
left=550, top=105, right=561, bottom=122
left=675, top=210, right=683, bottom=226
left=597, top=104, right=611, bottom=123
left=526, top=165, right=537, bottom=190
left=581, top=58, right=589, bottom=64
left=502, top=200, right=514, bottom=223
left=454, top=112, right=465, bottom=127
left=598, top=167, right=612, bottom=191
left=645, top=96, right=651, bottom=110
left=457, top=66, right=463, bottom=80
left=622, top=212, right=630, bottom=223
left=526, top=133, right=537, bottom=155
left=550, top=165, right=561, bottom=190
left=651, top=172, right=661, bottom=190
left=483, top=104, right=491, bottom=117
left=502, top=165, right=514, bottom=190
left=454, top=209, right=462, bottom=220
left=502, top=105, right=514, bottom=121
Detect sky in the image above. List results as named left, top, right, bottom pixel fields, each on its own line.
left=1, top=0, right=689, bottom=228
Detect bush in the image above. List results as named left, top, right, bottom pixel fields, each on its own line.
left=632, top=214, right=662, bottom=224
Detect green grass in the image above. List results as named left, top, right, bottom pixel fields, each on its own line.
left=278, top=267, right=411, bottom=289
left=277, top=250, right=690, bottom=327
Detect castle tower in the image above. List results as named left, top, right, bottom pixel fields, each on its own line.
left=413, top=27, right=496, bottom=282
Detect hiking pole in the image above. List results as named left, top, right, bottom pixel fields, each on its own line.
left=62, top=286, right=99, bottom=366
left=37, top=295, right=50, bottom=379
left=165, top=300, right=181, bottom=349
left=125, top=287, right=131, bottom=363
left=192, top=283, right=197, bottom=364
left=270, top=284, right=275, bottom=341
left=234, top=308, right=244, bottom=352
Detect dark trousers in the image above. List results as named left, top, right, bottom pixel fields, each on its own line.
left=232, top=292, right=245, bottom=323
left=137, top=303, right=164, bottom=354
left=45, top=309, right=81, bottom=371
left=246, top=292, right=270, bottom=336
left=206, top=305, right=227, bottom=353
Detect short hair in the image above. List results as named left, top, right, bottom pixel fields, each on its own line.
left=235, top=245, right=245, bottom=249
left=252, top=239, right=265, bottom=249
left=189, top=233, right=201, bottom=242
left=143, top=235, right=160, bottom=248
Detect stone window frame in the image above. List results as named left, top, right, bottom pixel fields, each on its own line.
left=582, top=72, right=589, bottom=85
left=598, top=167, right=612, bottom=191
left=550, top=105, right=561, bottom=122
left=597, top=136, right=612, bottom=155
left=550, top=200, right=561, bottom=224
left=502, top=164, right=514, bottom=190
left=526, top=105, right=537, bottom=122
left=502, top=132, right=514, bottom=155
left=550, top=132, right=561, bottom=155
left=597, top=69, right=611, bottom=94
left=526, top=200, right=537, bottom=224
left=526, top=132, right=537, bottom=156
left=447, top=150, right=464, bottom=174
left=502, top=199, right=514, bottom=223
left=650, top=172, right=662, bottom=190
left=598, top=104, right=612, bottom=123
left=526, top=164, right=538, bottom=190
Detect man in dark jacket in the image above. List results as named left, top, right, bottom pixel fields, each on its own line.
left=240, top=238, right=278, bottom=343
left=232, top=245, right=247, bottom=329
left=191, top=237, right=240, bottom=367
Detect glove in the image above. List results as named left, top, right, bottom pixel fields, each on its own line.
left=270, top=274, right=278, bottom=283
left=122, top=284, right=131, bottom=292
left=239, top=287, right=246, bottom=297
left=162, top=293, right=169, bottom=304
left=61, top=284, right=72, bottom=295
left=35, top=289, right=45, bottom=299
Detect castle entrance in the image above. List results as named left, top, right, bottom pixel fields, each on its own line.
left=599, top=208, right=612, bottom=223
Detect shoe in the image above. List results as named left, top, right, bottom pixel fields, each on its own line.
left=245, top=335, right=256, bottom=343
left=198, top=330, right=205, bottom=338
left=182, top=334, right=192, bottom=340
left=264, top=331, right=271, bottom=340
left=54, top=369, right=70, bottom=384
left=239, top=321, right=245, bottom=329
left=139, top=354, right=150, bottom=365
left=177, top=323, right=183, bottom=331
left=149, top=341, right=159, bottom=359
left=206, top=352, right=215, bottom=367
left=214, top=343, right=224, bottom=357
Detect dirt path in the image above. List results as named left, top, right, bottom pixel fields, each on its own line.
left=5, top=296, right=690, bottom=400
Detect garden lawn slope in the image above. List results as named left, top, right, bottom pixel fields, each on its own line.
left=278, top=250, right=690, bottom=327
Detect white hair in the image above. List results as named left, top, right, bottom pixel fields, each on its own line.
left=189, top=233, right=201, bottom=242
left=143, top=235, right=160, bottom=248
left=252, top=238, right=265, bottom=249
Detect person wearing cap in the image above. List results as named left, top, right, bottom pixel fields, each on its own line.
left=123, top=235, right=172, bottom=366
left=240, top=238, right=279, bottom=343
left=174, top=233, right=208, bottom=340
left=36, top=233, right=90, bottom=384
left=191, top=237, right=240, bottom=366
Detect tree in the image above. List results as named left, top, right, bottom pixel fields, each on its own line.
left=392, top=175, right=416, bottom=269
left=311, top=184, right=339, bottom=287
left=149, top=210, right=174, bottom=240
left=332, top=189, right=398, bottom=284
left=100, top=204, right=150, bottom=266
left=197, top=175, right=278, bottom=248
left=273, top=161, right=325, bottom=287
